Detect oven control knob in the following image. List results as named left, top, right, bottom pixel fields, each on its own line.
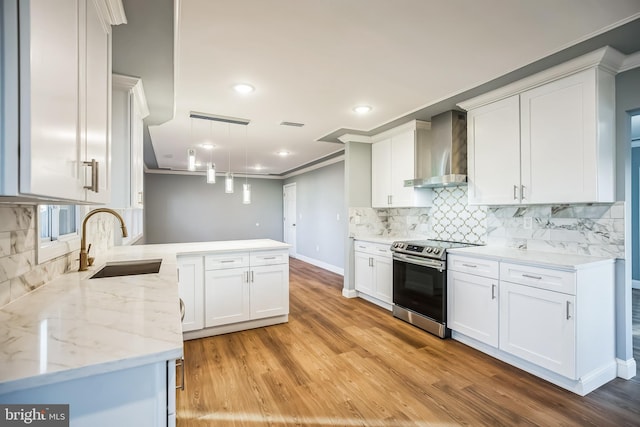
left=433, top=248, right=441, bottom=255
left=425, top=247, right=433, bottom=253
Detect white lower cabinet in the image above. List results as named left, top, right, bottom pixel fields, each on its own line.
left=354, top=240, right=393, bottom=308
left=177, top=256, right=204, bottom=332
left=205, top=267, right=250, bottom=327
left=448, top=270, right=499, bottom=347
left=499, top=281, right=576, bottom=378
left=447, top=252, right=615, bottom=395
left=180, top=248, right=289, bottom=339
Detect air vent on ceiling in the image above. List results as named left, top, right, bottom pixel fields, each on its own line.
left=280, top=121, right=305, bottom=127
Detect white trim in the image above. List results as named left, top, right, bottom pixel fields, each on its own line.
left=342, top=288, right=357, bottom=298
left=616, top=358, right=637, bottom=380
left=112, top=74, right=149, bottom=118
left=295, top=254, right=344, bottom=276
left=620, top=51, right=640, bottom=73
left=632, top=279, right=640, bottom=290
left=102, top=0, right=127, bottom=25
left=337, top=134, right=372, bottom=144
left=183, top=315, right=288, bottom=340
left=632, top=140, right=640, bottom=149
left=355, top=291, right=393, bottom=311
left=281, top=154, right=344, bottom=179
left=370, top=120, right=430, bottom=143
left=458, top=46, right=626, bottom=111
left=36, top=205, right=81, bottom=264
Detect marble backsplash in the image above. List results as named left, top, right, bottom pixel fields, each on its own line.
left=0, top=204, right=116, bottom=307
left=349, top=186, right=625, bottom=258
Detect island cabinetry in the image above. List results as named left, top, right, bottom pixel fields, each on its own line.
left=447, top=255, right=499, bottom=347
left=181, top=247, right=290, bottom=339
left=354, top=240, right=393, bottom=309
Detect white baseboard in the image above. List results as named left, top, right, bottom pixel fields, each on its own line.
left=295, top=254, right=344, bottom=276
left=342, top=288, right=357, bottom=298
left=633, top=280, right=640, bottom=290
left=616, top=358, right=637, bottom=379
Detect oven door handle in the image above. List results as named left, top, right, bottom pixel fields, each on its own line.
left=393, top=254, right=444, bottom=270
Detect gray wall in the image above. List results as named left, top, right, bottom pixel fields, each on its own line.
left=615, top=67, right=640, bottom=361
left=284, top=161, right=346, bottom=269
left=144, top=173, right=283, bottom=243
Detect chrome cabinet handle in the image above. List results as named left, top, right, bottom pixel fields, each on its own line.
left=83, top=159, right=99, bottom=192
left=566, top=301, right=571, bottom=319
left=262, top=256, right=277, bottom=260
left=491, top=284, right=496, bottom=300
left=179, top=298, right=185, bottom=321
left=220, top=260, right=235, bottom=263
left=462, top=263, right=477, bottom=268
left=137, top=191, right=143, bottom=204
left=176, top=358, right=185, bottom=391
left=522, top=274, right=542, bottom=280
left=513, top=184, right=517, bottom=200
left=521, top=185, right=526, bottom=200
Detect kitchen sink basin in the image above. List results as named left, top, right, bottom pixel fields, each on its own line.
left=90, top=259, right=162, bottom=279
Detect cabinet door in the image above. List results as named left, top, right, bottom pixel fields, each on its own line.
left=520, top=69, right=597, bottom=204
left=177, top=256, right=204, bottom=332
left=373, top=254, right=392, bottom=303
left=131, top=98, right=145, bottom=207
left=354, top=251, right=374, bottom=295
left=467, top=95, right=521, bottom=205
left=19, top=0, right=84, bottom=200
left=448, top=271, right=499, bottom=347
left=371, top=138, right=391, bottom=207
left=389, top=130, right=416, bottom=207
left=83, top=0, right=110, bottom=203
left=205, top=268, right=250, bottom=327
left=499, top=281, right=576, bottom=378
left=250, top=264, right=289, bottom=319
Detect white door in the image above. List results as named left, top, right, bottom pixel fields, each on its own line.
left=283, top=183, right=297, bottom=257
left=250, top=264, right=289, bottom=319
left=467, top=95, right=521, bottom=205
left=389, top=130, right=415, bottom=207
left=373, top=254, right=393, bottom=304
left=177, top=256, right=204, bottom=332
left=448, top=271, right=499, bottom=347
left=499, top=281, right=576, bottom=378
left=204, top=268, right=250, bottom=327
left=354, top=251, right=374, bottom=295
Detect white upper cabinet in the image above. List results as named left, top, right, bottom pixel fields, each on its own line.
left=0, top=0, right=124, bottom=203
left=111, top=75, right=149, bottom=209
left=371, top=120, right=432, bottom=208
left=460, top=47, right=621, bottom=206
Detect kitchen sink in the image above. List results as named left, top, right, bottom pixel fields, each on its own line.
left=90, top=259, right=162, bottom=279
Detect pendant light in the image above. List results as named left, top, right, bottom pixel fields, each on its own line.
left=225, top=123, right=234, bottom=193
left=242, top=125, right=251, bottom=204
left=206, top=121, right=216, bottom=183
left=187, top=148, right=196, bottom=171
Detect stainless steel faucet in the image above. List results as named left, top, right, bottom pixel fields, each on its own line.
left=79, top=208, right=128, bottom=271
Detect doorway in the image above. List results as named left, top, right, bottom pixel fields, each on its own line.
left=283, top=183, right=297, bottom=257
left=632, top=113, right=640, bottom=366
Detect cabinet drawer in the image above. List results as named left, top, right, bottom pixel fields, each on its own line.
left=500, top=262, right=575, bottom=295
left=204, top=252, right=250, bottom=270
left=448, top=255, right=499, bottom=279
left=250, top=250, right=289, bottom=266
left=354, top=241, right=392, bottom=257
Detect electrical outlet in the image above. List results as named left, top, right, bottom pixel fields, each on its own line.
left=523, top=217, right=532, bottom=230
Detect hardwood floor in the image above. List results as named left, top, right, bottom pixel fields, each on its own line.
left=177, top=259, right=640, bottom=426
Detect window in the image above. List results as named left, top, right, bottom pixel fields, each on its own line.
left=37, top=205, right=81, bottom=264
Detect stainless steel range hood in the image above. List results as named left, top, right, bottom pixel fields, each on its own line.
left=405, top=110, right=467, bottom=188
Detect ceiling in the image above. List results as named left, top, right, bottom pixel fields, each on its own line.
left=145, top=0, right=640, bottom=177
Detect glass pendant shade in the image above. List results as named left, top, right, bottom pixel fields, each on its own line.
left=225, top=172, right=234, bottom=193
left=187, top=148, right=196, bottom=171
left=242, top=183, right=251, bottom=204
left=206, top=162, right=216, bottom=183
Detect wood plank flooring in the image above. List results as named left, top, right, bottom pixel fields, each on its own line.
left=177, top=259, right=640, bottom=426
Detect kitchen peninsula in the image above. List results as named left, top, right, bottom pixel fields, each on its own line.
left=0, top=239, right=289, bottom=427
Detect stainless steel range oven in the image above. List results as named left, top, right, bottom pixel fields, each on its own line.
left=391, top=240, right=473, bottom=338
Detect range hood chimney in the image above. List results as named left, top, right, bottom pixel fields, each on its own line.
left=405, top=110, right=467, bottom=188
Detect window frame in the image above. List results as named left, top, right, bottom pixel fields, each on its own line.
left=37, top=205, right=82, bottom=264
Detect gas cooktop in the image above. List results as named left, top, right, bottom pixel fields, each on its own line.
left=390, top=239, right=477, bottom=260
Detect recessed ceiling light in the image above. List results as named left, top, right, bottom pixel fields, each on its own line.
left=353, top=105, right=372, bottom=114
left=200, top=143, right=214, bottom=150
left=253, top=165, right=263, bottom=171
left=233, top=83, right=255, bottom=94
left=277, top=150, right=290, bottom=156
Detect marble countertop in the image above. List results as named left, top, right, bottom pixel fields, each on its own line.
left=0, top=239, right=289, bottom=394
left=447, top=246, right=614, bottom=269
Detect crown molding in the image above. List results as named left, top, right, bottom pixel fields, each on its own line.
left=620, top=51, right=640, bottom=73
left=113, top=74, right=150, bottom=118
